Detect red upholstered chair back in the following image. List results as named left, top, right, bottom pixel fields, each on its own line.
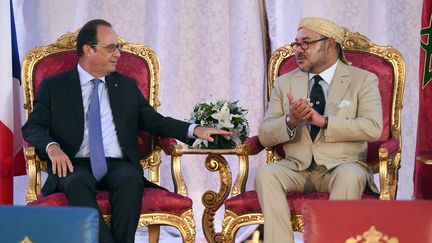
left=302, top=200, right=432, bottom=243
left=22, top=30, right=162, bottom=184
left=267, top=31, right=406, bottom=178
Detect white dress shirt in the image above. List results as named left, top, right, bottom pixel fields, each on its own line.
left=307, top=60, right=339, bottom=100
left=75, top=64, right=123, bottom=158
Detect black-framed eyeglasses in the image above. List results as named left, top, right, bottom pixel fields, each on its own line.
left=89, top=43, right=124, bottom=52
left=290, top=37, right=328, bottom=51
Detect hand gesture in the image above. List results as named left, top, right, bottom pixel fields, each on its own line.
left=286, top=93, right=313, bottom=127
left=193, top=126, right=233, bottom=142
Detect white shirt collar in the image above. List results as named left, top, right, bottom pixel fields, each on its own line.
left=77, top=63, right=106, bottom=85
left=308, top=59, right=339, bottom=85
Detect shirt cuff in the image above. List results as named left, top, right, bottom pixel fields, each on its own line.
left=46, top=142, right=59, bottom=154
left=286, top=126, right=296, bottom=139
left=188, top=124, right=199, bottom=138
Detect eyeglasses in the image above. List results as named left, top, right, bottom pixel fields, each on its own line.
left=89, top=43, right=124, bottom=52
left=290, top=37, right=328, bottom=51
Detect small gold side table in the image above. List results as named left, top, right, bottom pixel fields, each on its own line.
left=170, top=144, right=250, bottom=243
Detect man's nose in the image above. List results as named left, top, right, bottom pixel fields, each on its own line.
left=294, top=46, right=304, bottom=55
left=113, top=48, right=121, bottom=57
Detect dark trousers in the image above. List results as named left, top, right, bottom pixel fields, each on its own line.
left=57, top=158, right=144, bottom=243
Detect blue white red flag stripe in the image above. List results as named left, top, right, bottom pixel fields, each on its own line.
left=0, top=0, right=25, bottom=204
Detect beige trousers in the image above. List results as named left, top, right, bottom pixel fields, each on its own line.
left=254, top=161, right=368, bottom=243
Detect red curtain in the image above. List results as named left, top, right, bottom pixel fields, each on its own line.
left=414, top=0, right=432, bottom=199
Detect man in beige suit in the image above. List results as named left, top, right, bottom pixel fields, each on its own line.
left=254, top=17, right=383, bottom=243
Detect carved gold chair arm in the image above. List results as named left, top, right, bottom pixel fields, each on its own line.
left=156, top=137, right=178, bottom=155
left=378, top=145, right=401, bottom=200
left=231, top=136, right=266, bottom=196
left=25, top=146, right=46, bottom=204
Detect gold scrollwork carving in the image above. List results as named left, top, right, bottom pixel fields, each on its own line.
left=221, top=210, right=303, bottom=242
left=221, top=211, right=308, bottom=242
left=222, top=211, right=264, bottom=243
left=291, top=214, right=304, bottom=232
left=103, top=210, right=196, bottom=243
left=202, top=154, right=232, bottom=243
left=138, top=210, right=196, bottom=243
left=346, top=225, right=399, bottom=243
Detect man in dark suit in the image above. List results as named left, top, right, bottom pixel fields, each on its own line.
left=22, top=19, right=231, bottom=243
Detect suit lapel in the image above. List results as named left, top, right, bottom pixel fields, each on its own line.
left=326, top=62, right=352, bottom=115
left=66, top=69, right=84, bottom=127
left=106, top=74, right=122, bottom=123
left=290, top=70, right=309, bottom=100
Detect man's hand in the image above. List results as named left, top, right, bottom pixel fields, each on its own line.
left=286, top=93, right=313, bottom=128
left=193, top=126, right=233, bottom=142
left=46, top=144, right=74, bottom=177
left=307, top=109, right=327, bottom=128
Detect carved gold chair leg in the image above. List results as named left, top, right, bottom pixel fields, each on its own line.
left=222, top=211, right=264, bottom=243
left=148, top=225, right=160, bottom=243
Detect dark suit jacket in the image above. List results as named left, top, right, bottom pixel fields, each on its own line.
left=22, top=68, right=191, bottom=194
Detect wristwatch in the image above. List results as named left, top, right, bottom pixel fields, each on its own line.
left=285, top=114, right=296, bottom=129
left=323, top=116, right=328, bottom=129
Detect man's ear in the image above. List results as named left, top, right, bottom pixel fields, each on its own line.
left=82, top=44, right=93, bottom=56
left=327, top=38, right=337, bottom=50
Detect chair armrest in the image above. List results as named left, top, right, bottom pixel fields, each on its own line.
left=155, top=137, right=178, bottom=155
left=25, top=146, right=45, bottom=204
left=242, top=135, right=265, bottom=155
left=377, top=138, right=401, bottom=200
left=378, top=138, right=400, bottom=157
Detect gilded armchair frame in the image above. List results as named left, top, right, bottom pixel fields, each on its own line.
left=22, top=30, right=195, bottom=243
left=221, top=31, right=406, bottom=241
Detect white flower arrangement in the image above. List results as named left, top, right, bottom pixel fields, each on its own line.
left=189, top=100, right=250, bottom=149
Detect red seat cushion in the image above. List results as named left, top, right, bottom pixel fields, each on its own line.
left=224, top=190, right=377, bottom=216
left=28, top=188, right=192, bottom=215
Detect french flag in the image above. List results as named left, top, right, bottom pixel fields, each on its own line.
left=0, top=0, right=26, bottom=204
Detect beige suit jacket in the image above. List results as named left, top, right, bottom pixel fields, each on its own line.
left=259, top=62, right=383, bottom=192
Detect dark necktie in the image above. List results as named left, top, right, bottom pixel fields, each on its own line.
left=89, top=78, right=107, bottom=181
left=310, top=75, right=326, bottom=141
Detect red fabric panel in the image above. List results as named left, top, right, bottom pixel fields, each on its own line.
left=302, top=200, right=432, bottom=243
left=278, top=57, right=298, bottom=76
left=32, top=52, right=79, bottom=95
left=28, top=188, right=192, bottom=215
left=32, top=51, right=153, bottom=158
left=224, top=190, right=376, bottom=216
left=0, top=123, right=14, bottom=204
left=276, top=51, right=395, bottom=163
left=414, top=1, right=432, bottom=199
left=116, top=53, right=150, bottom=99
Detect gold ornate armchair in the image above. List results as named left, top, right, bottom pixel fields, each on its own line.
left=221, top=31, right=406, bottom=242
left=22, top=30, right=195, bottom=243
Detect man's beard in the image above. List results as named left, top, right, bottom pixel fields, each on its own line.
left=299, top=65, right=311, bottom=73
